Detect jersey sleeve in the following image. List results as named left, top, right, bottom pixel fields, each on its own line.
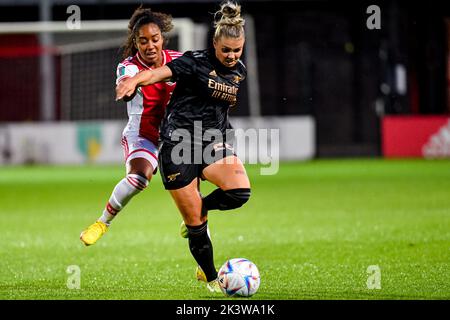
left=165, top=51, right=197, bottom=82
left=116, top=62, right=139, bottom=85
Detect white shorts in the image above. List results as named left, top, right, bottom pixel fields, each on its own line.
left=121, top=134, right=158, bottom=173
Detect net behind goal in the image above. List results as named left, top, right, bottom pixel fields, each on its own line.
left=0, top=19, right=207, bottom=122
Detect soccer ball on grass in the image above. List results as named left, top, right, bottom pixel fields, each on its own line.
left=217, top=258, right=260, bottom=297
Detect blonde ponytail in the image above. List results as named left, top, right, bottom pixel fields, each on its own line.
left=213, top=1, right=245, bottom=41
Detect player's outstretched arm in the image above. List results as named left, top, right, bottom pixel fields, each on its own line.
left=115, top=65, right=173, bottom=101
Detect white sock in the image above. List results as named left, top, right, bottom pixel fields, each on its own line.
left=98, top=174, right=148, bottom=225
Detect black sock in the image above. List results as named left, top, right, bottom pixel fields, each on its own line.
left=202, top=188, right=225, bottom=210
left=203, top=188, right=251, bottom=211
left=186, top=221, right=217, bottom=282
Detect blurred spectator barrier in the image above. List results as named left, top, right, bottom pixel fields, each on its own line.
left=0, top=116, right=315, bottom=165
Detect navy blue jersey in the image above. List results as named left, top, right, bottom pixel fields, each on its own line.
left=161, top=49, right=246, bottom=145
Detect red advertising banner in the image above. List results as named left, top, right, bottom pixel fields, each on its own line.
left=382, top=116, right=450, bottom=158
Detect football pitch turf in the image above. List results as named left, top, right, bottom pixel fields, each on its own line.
left=0, top=159, right=449, bottom=300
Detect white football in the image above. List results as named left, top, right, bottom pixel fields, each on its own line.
left=218, top=258, right=260, bottom=297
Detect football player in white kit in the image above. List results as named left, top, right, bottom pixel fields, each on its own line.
left=80, top=6, right=181, bottom=246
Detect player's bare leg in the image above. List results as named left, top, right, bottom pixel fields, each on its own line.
left=179, top=155, right=250, bottom=238
left=179, top=179, right=208, bottom=238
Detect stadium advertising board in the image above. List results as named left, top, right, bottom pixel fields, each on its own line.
left=382, top=116, right=450, bottom=158
left=0, top=117, right=315, bottom=165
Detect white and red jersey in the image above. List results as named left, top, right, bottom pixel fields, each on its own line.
left=116, top=49, right=182, bottom=144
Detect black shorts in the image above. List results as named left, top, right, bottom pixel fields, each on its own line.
left=158, top=141, right=236, bottom=190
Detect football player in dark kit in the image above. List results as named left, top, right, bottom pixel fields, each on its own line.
left=116, top=1, right=250, bottom=293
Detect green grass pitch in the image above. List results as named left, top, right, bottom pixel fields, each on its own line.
left=0, top=159, right=449, bottom=300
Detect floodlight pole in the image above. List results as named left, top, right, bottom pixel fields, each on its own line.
left=39, top=0, right=56, bottom=121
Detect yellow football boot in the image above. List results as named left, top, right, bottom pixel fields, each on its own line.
left=180, top=221, right=189, bottom=239
left=80, top=221, right=108, bottom=246
left=206, top=279, right=222, bottom=293
left=196, top=266, right=221, bottom=293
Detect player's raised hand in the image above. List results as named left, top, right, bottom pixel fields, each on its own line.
left=116, top=77, right=138, bottom=101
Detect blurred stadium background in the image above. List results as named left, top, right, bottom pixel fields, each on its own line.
left=0, top=0, right=449, bottom=300
left=1, top=0, right=449, bottom=162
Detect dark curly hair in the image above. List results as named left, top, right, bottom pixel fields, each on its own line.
left=121, top=5, right=174, bottom=59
